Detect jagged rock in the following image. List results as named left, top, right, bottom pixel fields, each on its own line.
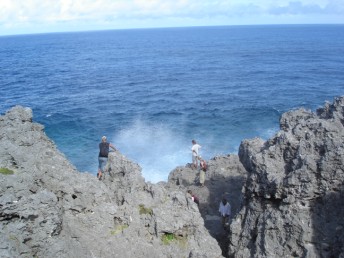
left=168, top=155, right=248, bottom=256
left=0, top=106, right=223, bottom=258
left=2, top=96, right=344, bottom=258
left=229, top=97, right=344, bottom=258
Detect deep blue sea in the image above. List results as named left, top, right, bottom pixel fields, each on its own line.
left=1, top=25, right=343, bottom=182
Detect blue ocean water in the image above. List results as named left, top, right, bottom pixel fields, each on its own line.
left=1, top=25, right=343, bottom=182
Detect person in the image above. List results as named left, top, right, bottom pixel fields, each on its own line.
left=199, top=157, right=207, bottom=187
left=97, top=136, right=116, bottom=180
left=187, top=190, right=199, bottom=206
left=219, top=197, right=231, bottom=227
left=191, top=140, right=201, bottom=169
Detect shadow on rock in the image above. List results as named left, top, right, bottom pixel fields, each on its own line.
left=311, top=186, right=344, bottom=258
left=201, top=175, right=246, bottom=257
left=168, top=155, right=248, bottom=258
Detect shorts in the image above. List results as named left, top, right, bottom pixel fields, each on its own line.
left=98, top=157, right=108, bottom=173
left=192, top=155, right=198, bottom=164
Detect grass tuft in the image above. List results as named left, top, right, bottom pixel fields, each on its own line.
left=110, top=224, right=128, bottom=235
left=161, top=233, right=188, bottom=248
left=139, top=204, right=153, bottom=215
left=0, top=168, right=14, bottom=175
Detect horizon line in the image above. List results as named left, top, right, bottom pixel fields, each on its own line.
left=1, top=22, right=343, bottom=38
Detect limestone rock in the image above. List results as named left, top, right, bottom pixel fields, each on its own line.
left=230, top=97, right=344, bottom=258
left=0, top=106, right=223, bottom=258
left=168, top=154, right=248, bottom=256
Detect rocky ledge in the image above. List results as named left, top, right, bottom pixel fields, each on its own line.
left=0, top=106, right=222, bottom=258
left=1, top=96, right=344, bottom=258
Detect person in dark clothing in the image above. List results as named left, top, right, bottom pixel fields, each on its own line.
left=97, top=136, right=116, bottom=180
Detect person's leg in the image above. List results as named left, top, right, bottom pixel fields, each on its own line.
left=200, top=170, right=205, bottom=186
left=224, top=215, right=229, bottom=226
left=221, top=216, right=226, bottom=227
left=98, top=157, right=107, bottom=179
left=192, top=155, right=198, bottom=169
left=98, top=157, right=102, bottom=178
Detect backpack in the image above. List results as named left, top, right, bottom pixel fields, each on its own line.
left=200, top=160, right=207, bottom=172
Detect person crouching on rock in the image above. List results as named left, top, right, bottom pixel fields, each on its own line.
left=198, top=157, right=207, bottom=187
left=219, top=197, right=231, bottom=228
left=97, top=136, right=116, bottom=180
left=187, top=190, right=200, bottom=206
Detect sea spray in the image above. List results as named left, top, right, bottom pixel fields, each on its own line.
left=113, top=119, right=190, bottom=182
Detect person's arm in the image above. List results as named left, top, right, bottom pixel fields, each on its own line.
left=226, top=204, right=231, bottom=216
left=109, top=143, right=117, bottom=151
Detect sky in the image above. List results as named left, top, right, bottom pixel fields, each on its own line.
left=0, top=0, right=343, bottom=36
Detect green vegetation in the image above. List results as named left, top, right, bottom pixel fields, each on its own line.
left=110, top=224, right=128, bottom=235
left=138, top=204, right=153, bottom=216
left=9, top=235, right=18, bottom=241
left=161, top=233, right=188, bottom=248
left=161, top=233, right=175, bottom=245
left=0, top=167, right=14, bottom=175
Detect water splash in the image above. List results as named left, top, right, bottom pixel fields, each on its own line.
left=112, top=119, right=191, bottom=183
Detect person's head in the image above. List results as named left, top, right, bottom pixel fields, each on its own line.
left=192, top=140, right=196, bottom=145
left=102, top=136, right=107, bottom=142
left=222, top=198, right=227, bottom=205
left=187, top=190, right=192, bottom=195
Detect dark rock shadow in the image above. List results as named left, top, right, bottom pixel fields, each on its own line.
left=311, top=186, right=344, bottom=258
left=168, top=157, right=248, bottom=257
left=183, top=173, right=246, bottom=258
left=201, top=175, right=246, bottom=257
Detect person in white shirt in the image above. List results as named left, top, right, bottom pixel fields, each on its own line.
left=219, top=197, right=231, bottom=227
left=191, top=139, right=201, bottom=169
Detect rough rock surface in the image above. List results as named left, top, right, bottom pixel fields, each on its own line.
left=2, top=95, right=344, bottom=258
left=0, top=106, right=223, bottom=258
left=167, top=155, right=248, bottom=257
left=229, top=97, right=344, bottom=258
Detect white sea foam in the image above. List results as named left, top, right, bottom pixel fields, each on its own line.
left=112, top=119, right=191, bottom=183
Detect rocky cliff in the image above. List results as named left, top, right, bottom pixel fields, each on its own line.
left=168, top=97, right=344, bottom=258
left=1, top=96, right=344, bottom=258
left=229, top=97, right=344, bottom=258
left=0, top=106, right=222, bottom=258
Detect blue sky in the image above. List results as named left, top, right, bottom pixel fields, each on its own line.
left=0, top=0, right=343, bottom=36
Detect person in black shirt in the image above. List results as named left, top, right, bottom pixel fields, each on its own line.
left=97, top=136, right=116, bottom=180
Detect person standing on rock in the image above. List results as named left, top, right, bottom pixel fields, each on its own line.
left=97, top=136, right=116, bottom=180
left=219, top=197, right=231, bottom=227
left=191, top=140, right=201, bottom=169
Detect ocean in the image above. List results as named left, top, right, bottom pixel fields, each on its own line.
left=1, top=25, right=343, bottom=182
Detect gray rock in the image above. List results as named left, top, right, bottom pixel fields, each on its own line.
left=229, top=96, right=344, bottom=258
left=2, top=95, right=344, bottom=258
left=0, top=105, right=223, bottom=258
left=168, top=154, right=248, bottom=256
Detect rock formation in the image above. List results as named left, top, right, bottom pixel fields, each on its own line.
left=1, top=96, right=344, bottom=258
left=229, top=97, right=344, bottom=257
left=0, top=106, right=222, bottom=258
left=167, top=155, right=248, bottom=257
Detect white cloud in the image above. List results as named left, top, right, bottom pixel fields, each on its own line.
left=0, top=0, right=343, bottom=35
